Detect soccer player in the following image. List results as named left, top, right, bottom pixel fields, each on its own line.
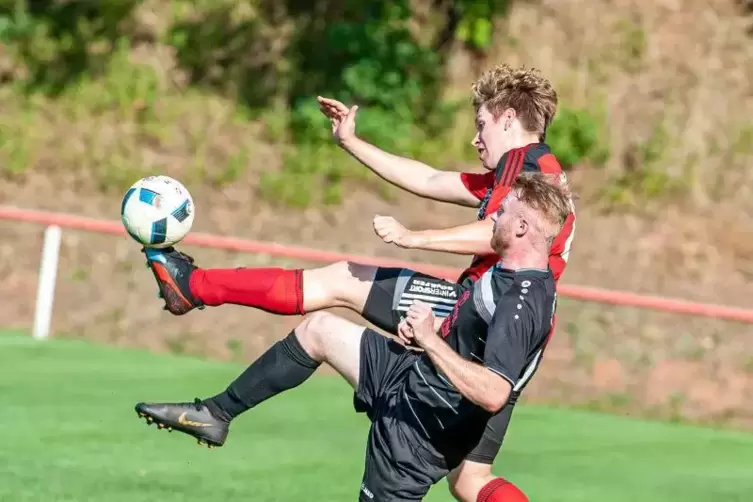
left=136, top=172, right=571, bottom=502
left=141, top=64, right=576, bottom=502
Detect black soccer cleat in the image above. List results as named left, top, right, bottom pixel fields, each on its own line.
left=142, top=246, right=204, bottom=315
left=135, top=398, right=229, bottom=448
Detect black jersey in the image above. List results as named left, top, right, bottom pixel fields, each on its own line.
left=401, top=265, right=556, bottom=464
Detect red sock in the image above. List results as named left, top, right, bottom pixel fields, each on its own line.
left=190, top=267, right=304, bottom=315
left=477, top=478, right=528, bottom=502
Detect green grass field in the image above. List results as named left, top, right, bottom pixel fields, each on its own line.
left=2, top=331, right=752, bottom=502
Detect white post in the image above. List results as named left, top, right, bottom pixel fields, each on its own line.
left=32, top=225, right=62, bottom=340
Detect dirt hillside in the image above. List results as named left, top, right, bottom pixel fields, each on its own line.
left=1, top=0, right=752, bottom=427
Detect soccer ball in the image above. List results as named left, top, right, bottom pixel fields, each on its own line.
left=120, top=175, right=195, bottom=248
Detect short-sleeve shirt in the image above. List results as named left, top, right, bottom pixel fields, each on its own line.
left=402, top=266, right=556, bottom=463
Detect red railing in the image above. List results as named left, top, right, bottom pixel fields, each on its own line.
left=2, top=204, right=752, bottom=324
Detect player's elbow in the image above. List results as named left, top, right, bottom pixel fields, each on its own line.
left=481, top=394, right=509, bottom=413
left=424, top=171, right=476, bottom=206
left=481, top=378, right=512, bottom=413
left=419, top=170, right=448, bottom=198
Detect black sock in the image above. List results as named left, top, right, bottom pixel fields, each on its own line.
left=207, top=331, right=320, bottom=421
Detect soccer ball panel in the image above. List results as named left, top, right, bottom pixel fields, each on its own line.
left=120, top=176, right=195, bottom=248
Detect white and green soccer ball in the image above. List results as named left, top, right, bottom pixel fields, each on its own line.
left=120, top=175, right=195, bottom=248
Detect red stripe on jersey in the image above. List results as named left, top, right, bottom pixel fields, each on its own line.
left=501, top=149, right=522, bottom=187
left=509, top=148, right=526, bottom=185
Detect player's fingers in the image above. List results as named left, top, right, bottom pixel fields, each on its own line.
left=411, top=300, right=430, bottom=311
left=408, top=311, right=428, bottom=325
left=404, top=317, right=421, bottom=331
left=414, top=303, right=433, bottom=319
left=398, top=332, right=413, bottom=346
left=397, top=320, right=414, bottom=340
left=317, top=96, right=337, bottom=106
left=318, top=96, right=349, bottom=114
left=333, top=100, right=350, bottom=114
left=397, top=321, right=406, bottom=336
left=375, top=222, right=395, bottom=236
left=344, top=105, right=359, bottom=122
left=375, top=226, right=392, bottom=241
left=408, top=300, right=421, bottom=318
left=319, top=104, right=338, bottom=119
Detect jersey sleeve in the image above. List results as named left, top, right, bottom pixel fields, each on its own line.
left=482, top=296, right=536, bottom=386
left=459, top=171, right=495, bottom=201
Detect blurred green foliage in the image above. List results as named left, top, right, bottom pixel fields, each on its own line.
left=0, top=0, right=610, bottom=207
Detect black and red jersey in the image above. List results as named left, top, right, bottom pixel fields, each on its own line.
left=457, top=143, right=576, bottom=286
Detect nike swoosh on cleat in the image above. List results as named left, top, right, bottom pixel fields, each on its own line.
left=177, top=412, right=213, bottom=428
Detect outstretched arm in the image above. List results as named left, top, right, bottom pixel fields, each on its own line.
left=346, top=137, right=480, bottom=206
left=319, top=97, right=481, bottom=207
left=373, top=216, right=495, bottom=256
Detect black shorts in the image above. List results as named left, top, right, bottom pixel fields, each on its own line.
left=361, top=268, right=512, bottom=466
left=362, top=268, right=466, bottom=335
left=463, top=404, right=515, bottom=464
left=354, top=329, right=449, bottom=501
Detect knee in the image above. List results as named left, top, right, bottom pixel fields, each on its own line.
left=295, top=311, right=340, bottom=359
left=447, top=463, right=495, bottom=502
left=309, top=261, right=375, bottom=303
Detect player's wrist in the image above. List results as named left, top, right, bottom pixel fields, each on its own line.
left=417, top=331, right=441, bottom=352
left=400, top=231, right=424, bottom=249
left=338, top=134, right=360, bottom=151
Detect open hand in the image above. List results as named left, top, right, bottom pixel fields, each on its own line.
left=317, top=96, right=358, bottom=146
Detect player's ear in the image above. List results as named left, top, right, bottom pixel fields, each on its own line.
left=515, top=216, right=528, bottom=237
left=503, top=108, right=516, bottom=129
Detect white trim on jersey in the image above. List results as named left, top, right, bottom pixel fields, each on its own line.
left=399, top=292, right=458, bottom=305
left=513, top=347, right=544, bottom=392
left=402, top=388, right=430, bottom=437
left=396, top=302, right=455, bottom=315
left=473, top=269, right=497, bottom=324
left=413, top=361, right=459, bottom=414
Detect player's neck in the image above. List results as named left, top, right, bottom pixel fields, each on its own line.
left=507, top=132, right=540, bottom=151
left=498, top=245, right=549, bottom=272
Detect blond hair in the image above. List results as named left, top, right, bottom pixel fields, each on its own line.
left=472, top=64, right=558, bottom=136
left=511, top=172, right=572, bottom=239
